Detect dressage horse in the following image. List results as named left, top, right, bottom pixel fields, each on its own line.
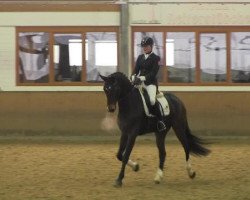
left=100, top=72, right=210, bottom=187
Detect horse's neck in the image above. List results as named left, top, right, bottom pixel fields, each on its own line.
left=118, top=88, right=140, bottom=115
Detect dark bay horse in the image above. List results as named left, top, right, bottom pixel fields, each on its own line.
left=100, top=72, right=210, bottom=187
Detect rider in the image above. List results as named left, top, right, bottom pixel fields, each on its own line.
left=131, top=36, right=166, bottom=132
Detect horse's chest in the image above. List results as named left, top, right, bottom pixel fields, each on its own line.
left=118, top=116, right=140, bottom=131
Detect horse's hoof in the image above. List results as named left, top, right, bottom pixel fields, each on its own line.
left=132, top=163, right=140, bottom=172
left=154, top=168, right=163, bottom=184
left=113, top=179, right=122, bottom=188
left=189, top=171, right=196, bottom=179
left=154, top=176, right=162, bottom=184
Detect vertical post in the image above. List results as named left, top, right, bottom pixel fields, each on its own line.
left=119, top=2, right=129, bottom=76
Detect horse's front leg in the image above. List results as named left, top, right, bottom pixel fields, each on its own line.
left=117, top=133, right=139, bottom=172
left=116, top=133, right=128, bottom=161
left=154, top=133, right=166, bottom=184
left=114, top=135, right=137, bottom=187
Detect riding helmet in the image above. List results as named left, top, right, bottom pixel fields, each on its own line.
left=141, top=36, right=154, bottom=47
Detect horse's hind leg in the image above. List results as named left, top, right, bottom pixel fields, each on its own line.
left=186, top=158, right=196, bottom=179
left=154, top=132, right=167, bottom=184
left=172, top=124, right=196, bottom=179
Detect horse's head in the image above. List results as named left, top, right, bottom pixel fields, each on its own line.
left=100, top=74, right=121, bottom=113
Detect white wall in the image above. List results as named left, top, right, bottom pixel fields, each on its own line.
left=0, top=12, right=119, bottom=27
left=0, top=27, right=16, bottom=91
left=130, top=3, right=250, bottom=25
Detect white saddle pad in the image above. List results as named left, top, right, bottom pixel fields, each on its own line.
left=138, top=87, right=170, bottom=117
left=156, top=92, right=170, bottom=116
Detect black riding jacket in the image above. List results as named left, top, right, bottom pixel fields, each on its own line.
left=133, top=52, right=160, bottom=85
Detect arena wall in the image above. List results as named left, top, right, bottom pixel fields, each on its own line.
left=0, top=91, right=248, bottom=136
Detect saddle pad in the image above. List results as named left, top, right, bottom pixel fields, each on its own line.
left=138, top=86, right=170, bottom=117
left=156, top=92, right=170, bottom=116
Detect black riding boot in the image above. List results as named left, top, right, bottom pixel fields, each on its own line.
left=152, top=102, right=166, bottom=133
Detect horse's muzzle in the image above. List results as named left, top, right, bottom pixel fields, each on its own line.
left=107, top=104, right=116, bottom=112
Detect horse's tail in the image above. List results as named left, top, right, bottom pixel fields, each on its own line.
left=186, top=127, right=210, bottom=156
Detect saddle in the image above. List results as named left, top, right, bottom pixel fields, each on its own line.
left=137, top=86, right=170, bottom=118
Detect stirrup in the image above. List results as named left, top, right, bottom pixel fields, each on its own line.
left=157, top=121, right=166, bottom=132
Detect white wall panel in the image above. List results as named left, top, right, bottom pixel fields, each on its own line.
left=0, top=12, right=119, bottom=26
left=0, top=27, right=16, bottom=91
left=130, top=4, right=250, bottom=25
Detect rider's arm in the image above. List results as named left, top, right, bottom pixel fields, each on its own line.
left=131, top=55, right=142, bottom=81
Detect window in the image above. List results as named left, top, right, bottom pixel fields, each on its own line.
left=166, top=32, right=196, bottom=83
left=231, top=32, right=250, bottom=83
left=54, top=34, right=82, bottom=82
left=17, top=27, right=118, bottom=85
left=166, top=39, right=174, bottom=66
left=200, top=33, right=227, bottom=82
left=86, top=32, right=117, bottom=82
left=95, top=41, right=117, bottom=66
left=19, top=32, right=49, bottom=83
left=132, top=27, right=250, bottom=85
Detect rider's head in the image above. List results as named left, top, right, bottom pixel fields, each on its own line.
left=141, top=36, right=154, bottom=54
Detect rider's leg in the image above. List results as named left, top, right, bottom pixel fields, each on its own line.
left=153, top=101, right=166, bottom=132
left=144, top=84, right=157, bottom=106
left=144, top=84, right=166, bottom=132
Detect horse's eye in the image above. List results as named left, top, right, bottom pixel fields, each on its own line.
left=104, top=86, right=112, bottom=91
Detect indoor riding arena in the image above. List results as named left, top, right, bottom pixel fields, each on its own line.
left=0, top=0, right=249, bottom=200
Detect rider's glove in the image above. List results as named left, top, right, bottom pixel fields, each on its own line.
left=138, top=76, right=146, bottom=81
left=130, top=74, right=136, bottom=82
left=133, top=76, right=142, bottom=85
left=133, top=76, right=146, bottom=85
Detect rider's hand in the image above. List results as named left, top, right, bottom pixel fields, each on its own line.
left=133, top=76, right=142, bottom=85
left=130, top=74, right=136, bottom=82
left=138, top=76, right=146, bottom=81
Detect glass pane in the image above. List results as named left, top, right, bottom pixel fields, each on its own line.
left=18, top=32, right=49, bottom=83
left=134, top=32, right=164, bottom=81
left=231, top=32, right=250, bottom=83
left=54, top=34, right=82, bottom=82
left=95, top=42, right=117, bottom=66
left=86, top=32, right=117, bottom=82
left=166, top=32, right=196, bottom=83
left=200, top=33, right=227, bottom=82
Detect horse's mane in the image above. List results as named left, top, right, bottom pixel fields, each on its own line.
left=109, top=72, right=133, bottom=93
left=109, top=72, right=128, bottom=81
left=109, top=72, right=131, bottom=86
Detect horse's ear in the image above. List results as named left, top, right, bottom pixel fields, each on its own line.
left=99, top=74, right=108, bottom=82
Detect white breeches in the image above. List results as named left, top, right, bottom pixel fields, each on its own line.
left=142, top=83, right=157, bottom=105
